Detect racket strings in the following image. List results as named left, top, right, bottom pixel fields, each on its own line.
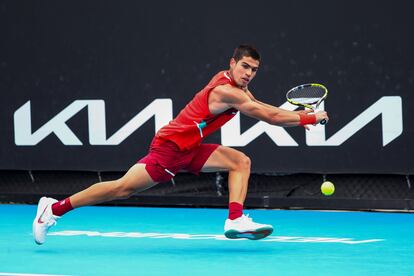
left=288, top=86, right=326, bottom=104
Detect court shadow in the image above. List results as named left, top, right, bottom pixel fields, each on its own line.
left=36, top=241, right=282, bottom=256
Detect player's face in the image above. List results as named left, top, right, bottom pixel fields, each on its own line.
left=229, top=56, right=260, bottom=88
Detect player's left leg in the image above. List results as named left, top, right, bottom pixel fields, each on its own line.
left=69, top=163, right=156, bottom=208
left=191, top=145, right=273, bottom=240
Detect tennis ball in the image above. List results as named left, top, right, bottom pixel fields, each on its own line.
left=321, top=181, right=335, bottom=196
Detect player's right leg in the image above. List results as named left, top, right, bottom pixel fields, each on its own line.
left=200, top=146, right=273, bottom=240
left=33, top=163, right=157, bottom=245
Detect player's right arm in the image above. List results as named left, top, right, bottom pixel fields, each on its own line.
left=209, top=84, right=327, bottom=127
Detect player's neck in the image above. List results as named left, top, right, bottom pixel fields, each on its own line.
left=227, top=70, right=246, bottom=90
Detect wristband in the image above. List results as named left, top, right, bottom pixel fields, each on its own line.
left=299, top=113, right=316, bottom=125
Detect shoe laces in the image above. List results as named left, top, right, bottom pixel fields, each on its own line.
left=242, top=214, right=253, bottom=222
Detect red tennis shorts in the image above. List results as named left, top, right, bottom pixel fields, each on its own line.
left=137, top=137, right=219, bottom=183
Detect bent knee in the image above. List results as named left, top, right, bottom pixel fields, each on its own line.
left=234, top=154, right=251, bottom=171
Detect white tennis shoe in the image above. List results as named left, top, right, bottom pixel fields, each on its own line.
left=224, top=214, right=273, bottom=240
left=33, top=197, right=60, bottom=245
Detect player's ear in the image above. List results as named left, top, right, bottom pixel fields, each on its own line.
left=229, top=58, right=236, bottom=69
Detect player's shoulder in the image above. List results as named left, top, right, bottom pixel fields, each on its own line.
left=211, top=84, right=248, bottom=104
left=212, top=83, right=240, bottom=95
left=207, top=70, right=233, bottom=86
left=208, top=70, right=247, bottom=100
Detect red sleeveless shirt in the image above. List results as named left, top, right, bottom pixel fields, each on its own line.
left=156, top=71, right=239, bottom=150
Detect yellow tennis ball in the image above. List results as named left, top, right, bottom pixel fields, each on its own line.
left=321, top=181, right=335, bottom=196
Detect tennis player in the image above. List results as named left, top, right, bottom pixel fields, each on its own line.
left=33, top=45, right=329, bottom=244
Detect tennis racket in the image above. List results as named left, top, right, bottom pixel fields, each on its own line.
left=286, top=83, right=328, bottom=125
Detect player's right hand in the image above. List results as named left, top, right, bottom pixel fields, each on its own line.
left=314, top=111, right=329, bottom=124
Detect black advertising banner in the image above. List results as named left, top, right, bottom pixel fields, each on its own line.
left=1, top=1, right=413, bottom=173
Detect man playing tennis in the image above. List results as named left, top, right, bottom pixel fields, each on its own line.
left=33, top=45, right=329, bottom=244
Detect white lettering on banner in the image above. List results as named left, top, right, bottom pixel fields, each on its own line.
left=48, top=230, right=384, bottom=244
left=14, top=99, right=172, bottom=146
left=305, top=97, right=402, bottom=146
left=221, top=96, right=403, bottom=147
left=14, top=97, right=402, bottom=146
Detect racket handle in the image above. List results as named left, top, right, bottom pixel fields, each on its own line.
left=320, top=119, right=327, bottom=125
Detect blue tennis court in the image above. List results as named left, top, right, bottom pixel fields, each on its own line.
left=1, top=204, right=413, bottom=276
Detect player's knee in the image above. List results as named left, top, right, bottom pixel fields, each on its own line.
left=235, top=154, right=251, bottom=172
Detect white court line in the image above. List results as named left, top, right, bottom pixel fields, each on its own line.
left=48, top=230, right=384, bottom=244
left=0, top=273, right=71, bottom=276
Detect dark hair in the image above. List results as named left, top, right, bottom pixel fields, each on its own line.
left=232, top=44, right=261, bottom=62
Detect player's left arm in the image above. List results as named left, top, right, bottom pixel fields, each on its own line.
left=245, top=89, right=313, bottom=130
left=245, top=89, right=311, bottom=116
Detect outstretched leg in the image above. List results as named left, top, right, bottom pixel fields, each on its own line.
left=70, top=164, right=156, bottom=208
left=33, top=163, right=157, bottom=244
